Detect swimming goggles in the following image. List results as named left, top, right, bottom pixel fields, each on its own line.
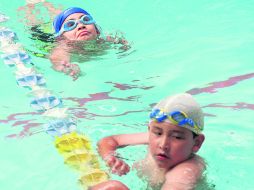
left=56, top=15, right=95, bottom=37
left=150, top=109, right=200, bottom=134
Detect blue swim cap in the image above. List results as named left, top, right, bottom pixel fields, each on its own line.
left=53, top=7, right=91, bottom=34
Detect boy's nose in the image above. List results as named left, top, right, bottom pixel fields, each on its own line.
left=159, top=136, right=169, bottom=150
left=77, top=23, right=86, bottom=30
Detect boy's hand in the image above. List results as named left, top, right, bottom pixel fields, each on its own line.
left=89, top=180, right=129, bottom=190
left=66, top=62, right=80, bottom=80
left=53, top=61, right=80, bottom=80
left=104, top=154, right=130, bottom=176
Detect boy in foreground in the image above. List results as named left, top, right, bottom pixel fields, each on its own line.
left=92, top=93, right=206, bottom=190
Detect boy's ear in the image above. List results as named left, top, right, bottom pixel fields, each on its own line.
left=147, top=122, right=151, bottom=130
left=95, top=25, right=100, bottom=35
left=192, top=134, right=205, bottom=153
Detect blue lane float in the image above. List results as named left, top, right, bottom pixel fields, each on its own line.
left=0, top=12, right=108, bottom=189
left=45, top=118, right=77, bottom=137
left=2, top=51, right=32, bottom=66
left=0, top=28, right=17, bottom=40
left=16, top=73, right=45, bottom=87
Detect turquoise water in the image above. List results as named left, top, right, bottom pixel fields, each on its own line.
left=1, top=0, right=254, bottom=189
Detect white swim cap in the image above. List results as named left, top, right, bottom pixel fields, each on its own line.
left=152, top=93, right=204, bottom=134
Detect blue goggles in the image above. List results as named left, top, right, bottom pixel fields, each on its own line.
left=150, top=109, right=200, bottom=133
left=56, top=15, right=95, bottom=37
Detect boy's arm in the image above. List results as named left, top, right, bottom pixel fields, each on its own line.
left=103, top=33, right=131, bottom=51
left=161, top=156, right=205, bottom=190
left=97, top=132, right=148, bottom=176
left=97, top=132, right=148, bottom=159
left=50, top=42, right=70, bottom=70
left=49, top=42, right=80, bottom=79
left=89, top=180, right=129, bottom=190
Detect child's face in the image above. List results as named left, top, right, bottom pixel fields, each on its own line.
left=61, top=13, right=98, bottom=41
left=148, top=121, right=203, bottom=169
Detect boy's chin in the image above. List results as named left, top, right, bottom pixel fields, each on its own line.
left=77, top=34, right=97, bottom=41
left=155, top=160, right=171, bottom=170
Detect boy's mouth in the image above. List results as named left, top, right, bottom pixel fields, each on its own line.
left=78, top=31, right=90, bottom=37
left=156, top=153, right=169, bottom=161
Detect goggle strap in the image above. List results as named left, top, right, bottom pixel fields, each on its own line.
left=150, top=109, right=160, bottom=118
left=157, top=115, right=167, bottom=122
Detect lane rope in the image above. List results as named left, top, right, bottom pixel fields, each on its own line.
left=0, top=11, right=108, bottom=189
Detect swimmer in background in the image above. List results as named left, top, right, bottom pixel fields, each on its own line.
left=91, top=93, right=206, bottom=190
left=18, top=4, right=130, bottom=80
left=17, top=0, right=62, bottom=26
left=51, top=7, right=130, bottom=80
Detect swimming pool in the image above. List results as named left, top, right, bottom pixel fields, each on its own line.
left=1, top=0, right=254, bottom=189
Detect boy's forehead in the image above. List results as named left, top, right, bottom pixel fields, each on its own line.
left=149, top=121, right=191, bottom=133
left=65, top=13, right=85, bottom=20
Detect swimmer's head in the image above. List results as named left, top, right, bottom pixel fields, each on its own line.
left=53, top=7, right=100, bottom=40
left=148, top=93, right=205, bottom=169
left=150, top=93, right=204, bottom=135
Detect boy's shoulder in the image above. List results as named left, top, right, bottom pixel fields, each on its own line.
left=162, top=155, right=206, bottom=189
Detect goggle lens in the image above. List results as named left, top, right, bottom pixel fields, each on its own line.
left=63, top=20, right=76, bottom=31
left=171, top=112, right=186, bottom=123
left=81, top=15, right=92, bottom=23
left=63, top=15, right=94, bottom=31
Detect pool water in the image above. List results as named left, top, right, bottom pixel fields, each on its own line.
left=1, top=0, right=254, bottom=189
